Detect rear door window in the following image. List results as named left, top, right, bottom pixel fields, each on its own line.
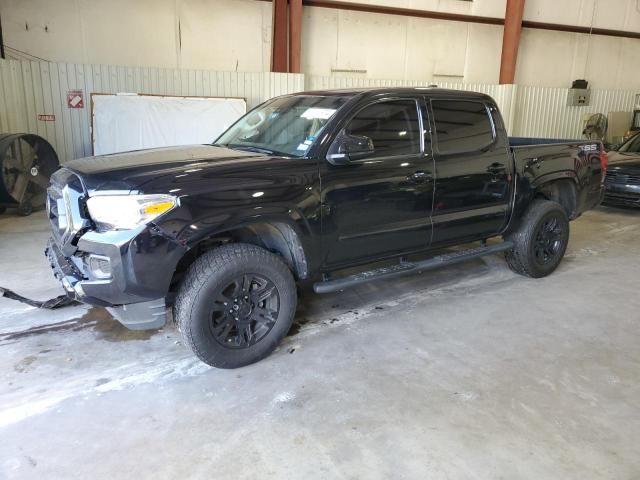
left=431, top=100, right=494, bottom=155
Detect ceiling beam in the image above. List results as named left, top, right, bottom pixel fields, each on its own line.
left=273, top=0, right=640, bottom=40
left=301, top=0, right=503, bottom=26
left=522, top=20, right=640, bottom=40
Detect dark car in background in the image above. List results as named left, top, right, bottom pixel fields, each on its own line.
left=604, top=133, right=640, bottom=208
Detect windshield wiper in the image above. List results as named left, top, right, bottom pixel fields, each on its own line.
left=223, top=144, right=296, bottom=158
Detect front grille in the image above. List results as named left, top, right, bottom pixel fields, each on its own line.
left=47, top=168, right=90, bottom=255
left=603, top=191, right=640, bottom=207
left=605, top=170, right=640, bottom=186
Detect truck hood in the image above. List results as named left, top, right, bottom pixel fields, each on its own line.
left=62, top=145, right=270, bottom=191
left=607, top=151, right=640, bottom=170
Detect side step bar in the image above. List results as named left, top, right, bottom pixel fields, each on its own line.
left=313, top=241, right=514, bottom=294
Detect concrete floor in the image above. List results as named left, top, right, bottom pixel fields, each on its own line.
left=1, top=207, right=639, bottom=479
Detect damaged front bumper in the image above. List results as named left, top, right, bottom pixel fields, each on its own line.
left=45, top=228, right=185, bottom=330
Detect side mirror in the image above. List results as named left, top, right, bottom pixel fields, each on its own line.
left=326, top=134, right=374, bottom=165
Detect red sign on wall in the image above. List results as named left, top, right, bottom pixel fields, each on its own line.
left=67, top=89, right=84, bottom=108
left=37, top=114, right=56, bottom=122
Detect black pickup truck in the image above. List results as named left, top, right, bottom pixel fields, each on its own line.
left=46, top=88, right=607, bottom=368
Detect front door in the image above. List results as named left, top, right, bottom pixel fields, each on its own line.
left=320, top=98, right=435, bottom=267
left=427, top=99, right=513, bottom=245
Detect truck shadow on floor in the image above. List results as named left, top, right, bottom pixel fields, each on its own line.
left=2, top=253, right=500, bottom=345
left=289, top=256, right=498, bottom=335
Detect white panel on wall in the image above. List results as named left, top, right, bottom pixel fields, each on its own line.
left=301, top=5, right=503, bottom=85
left=523, top=0, right=640, bottom=31
left=1, top=0, right=273, bottom=72
left=92, top=94, right=247, bottom=155
left=0, top=59, right=304, bottom=163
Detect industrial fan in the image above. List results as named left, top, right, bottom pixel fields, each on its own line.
left=0, top=134, right=59, bottom=216
left=582, top=113, right=608, bottom=142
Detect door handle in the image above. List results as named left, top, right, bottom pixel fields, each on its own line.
left=529, top=157, right=543, bottom=169
left=410, top=171, right=433, bottom=182
left=487, top=162, right=507, bottom=175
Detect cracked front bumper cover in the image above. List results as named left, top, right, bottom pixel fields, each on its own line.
left=45, top=238, right=85, bottom=297
left=45, top=237, right=169, bottom=330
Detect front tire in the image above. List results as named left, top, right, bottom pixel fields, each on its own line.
left=504, top=200, right=570, bottom=278
left=175, top=243, right=297, bottom=368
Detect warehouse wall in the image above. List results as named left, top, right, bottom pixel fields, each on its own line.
left=0, top=0, right=272, bottom=71
left=1, top=0, right=640, bottom=88
left=306, top=74, right=637, bottom=140
left=302, top=0, right=640, bottom=89
left=0, top=59, right=304, bottom=162
left=517, top=0, right=640, bottom=89
left=301, top=7, right=503, bottom=84
left=1, top=58, right=635, bottom=165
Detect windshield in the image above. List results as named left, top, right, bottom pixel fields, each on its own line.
left=215, top=95, right=348, bottom=157
left=618, top=133, right=640, bottom=152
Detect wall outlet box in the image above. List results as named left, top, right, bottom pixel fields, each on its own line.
left=567, top=88, right=591, bottom=106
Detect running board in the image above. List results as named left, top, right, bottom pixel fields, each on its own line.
left=313, top=241, right=514, bottom=294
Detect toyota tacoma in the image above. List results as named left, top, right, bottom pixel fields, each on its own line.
left=46, top=88, right=607, bottom=368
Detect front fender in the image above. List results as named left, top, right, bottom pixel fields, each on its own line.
left=156, top=201, right=321, bottom=279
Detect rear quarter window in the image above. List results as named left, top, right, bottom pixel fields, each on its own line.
left=431, top=100, right=495, bottom=155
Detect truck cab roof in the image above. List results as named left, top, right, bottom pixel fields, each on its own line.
left=290, top=87, right=495, bottom=102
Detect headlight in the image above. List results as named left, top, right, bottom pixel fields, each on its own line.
left=86, top=194, right=177, bottom=230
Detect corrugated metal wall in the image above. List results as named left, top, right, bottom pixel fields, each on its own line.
left=306, top=75, right=636, bottom=139
left=1, top=59, right=636, bottom=163
left=0, top=59, right=304, bottom=163
left=512, top=86, right=637, bottom=139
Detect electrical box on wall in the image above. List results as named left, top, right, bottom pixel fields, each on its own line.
left=567, top=89, right=591, bottom=106
left=567, top=79, right=590, bottom=106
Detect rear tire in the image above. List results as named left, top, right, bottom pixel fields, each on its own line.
left=504, top=200, right=569, bottom=278
left=175, top=243, right=297, bottom=368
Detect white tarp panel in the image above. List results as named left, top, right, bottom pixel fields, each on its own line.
left=92, top=94, right=247, bottom=155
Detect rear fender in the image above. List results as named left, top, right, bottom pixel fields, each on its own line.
left=507, top=173, right=579, bottom=234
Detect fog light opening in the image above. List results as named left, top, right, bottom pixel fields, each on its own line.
left=88, top=254, right=112, bottom=279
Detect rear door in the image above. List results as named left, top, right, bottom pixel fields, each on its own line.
left=320, top=97, right=435, bottom=267
left=427, top=98, right=513, bottom=245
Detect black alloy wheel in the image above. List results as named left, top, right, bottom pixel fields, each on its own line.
left=175, top=243, right=297, bottom=368
left=504, top=199, right=570, bottom=278
left=210, top=274, right=280, bottom=349
left=533, top=214, right=564, bottom=267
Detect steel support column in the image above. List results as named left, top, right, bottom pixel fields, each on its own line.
left=289, top=0, right=302, bottom=73
left=499, top=0, right=526, bottom=84
left=271, top=0, right=288, bottom=72
left=0, top=15, right=5, bottom=60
